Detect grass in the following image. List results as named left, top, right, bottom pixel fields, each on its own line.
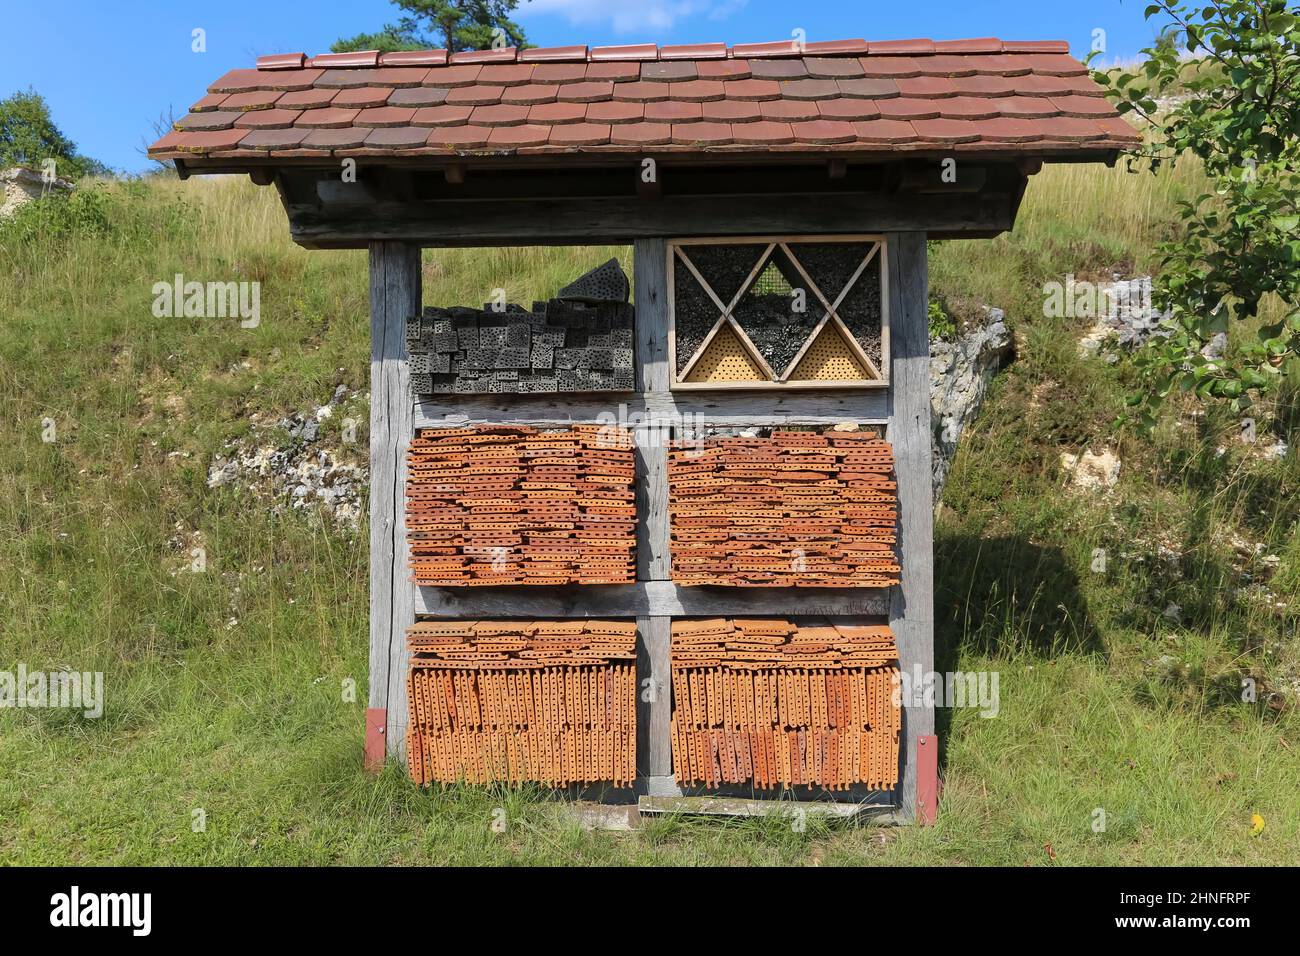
left=0, top=158, right=1297, bottom=865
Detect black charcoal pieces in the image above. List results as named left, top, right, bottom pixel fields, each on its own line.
left=407, top=280, right=635, bottom=396
left=556, top=258, right=630, bottom=304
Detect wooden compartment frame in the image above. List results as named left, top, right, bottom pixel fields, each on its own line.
left=383, top=234, right=933, bottom=822
left=668, top=235, right=891, bottom=391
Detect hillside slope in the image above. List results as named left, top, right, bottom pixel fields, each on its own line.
left=0, top=164, right=1296, bottom=865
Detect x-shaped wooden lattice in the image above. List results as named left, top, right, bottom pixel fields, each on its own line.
left=673, top=240, right=885, bottom=386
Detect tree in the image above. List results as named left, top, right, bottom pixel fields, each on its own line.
left=0, top=89, right=106, bottom=180
left=1093, top=1, right=1299, bottom=421
left=333, top=0, right=527, bottom=54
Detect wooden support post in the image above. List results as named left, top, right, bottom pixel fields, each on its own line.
left=633, top=238, right=678, bottom=794
left=368, top=241, right=422, bottom=767
left=885, top=232, right=937, bottom=821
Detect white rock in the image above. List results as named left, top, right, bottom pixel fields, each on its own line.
left=1060, top=448, right=1122, bottom=493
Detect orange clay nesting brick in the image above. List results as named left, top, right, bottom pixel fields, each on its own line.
left=667, top=429, right=899, bottom=587
left=669, top=618, right=900, bottom=791
left=406, top=619, right=637, bottom=788
left=406, top=424, right=637, bottom=586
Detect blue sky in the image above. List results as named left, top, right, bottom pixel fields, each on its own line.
left=1, top=0, right=1168, bottom=172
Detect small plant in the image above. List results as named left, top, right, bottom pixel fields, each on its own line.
left=929, top=296, right=958, bottom=341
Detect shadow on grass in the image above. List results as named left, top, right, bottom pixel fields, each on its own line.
left=932, top=531, right=1100, bottom=761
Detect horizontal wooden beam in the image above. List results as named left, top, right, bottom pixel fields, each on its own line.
left=413, top=580, right=891, bottom=617
left=285, top=191, right=1015, bottom=248
left=638, top=795, right=898, bottom=818
left=411, top=390, right=889, bottom=429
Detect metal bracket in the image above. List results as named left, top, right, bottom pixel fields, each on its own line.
left=916, top=734, right=939, bottom=825
left=364, top=707, right=387, bottom=773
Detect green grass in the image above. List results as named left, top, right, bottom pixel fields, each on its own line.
left=1, top=163, right=1297, bottom=865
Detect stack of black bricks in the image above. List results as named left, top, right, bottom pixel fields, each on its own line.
left=407, top=300, right=635, bottom=396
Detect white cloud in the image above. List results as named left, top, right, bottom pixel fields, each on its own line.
left=524, top=0, right=748, bottom=34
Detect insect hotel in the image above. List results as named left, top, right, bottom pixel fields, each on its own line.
left=152, top=35, right=1136, bottom=821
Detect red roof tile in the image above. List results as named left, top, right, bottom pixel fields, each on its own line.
left=235, top=109, right=303, bottom=129
left=380, top=50, right=448, bottom=67
left=758, top=99, right=823, bottom=122
left=388, top=87, right=451, bottom=107
left=296, top=107, right=360, bottom=129
left=590, top=43, right=657, bottom=61
left=661, top=43, right=728, bottom=60
left=698, top=59, right=750, bottom=79
left=331, top=87, right=393, bottom=109
left=276, top=88, right=335, bottom=110
left=152, top=37, right=1139, bottom=163
left=450, top=47, right=518, bottom=64
left=519, top=45, right=588, bottom=63
left=222, top=90, right=283, bottom=111
left=501, top=84, right=560, bottom=105
left=257, top=53, right=306, bottom=71
left=311, top=51, right=378, bottom=69
left=412, top=104, right=474, bottom=126
left=533, top=62, right=587, bottom=83
left=550, top=122, right=612, bottom=145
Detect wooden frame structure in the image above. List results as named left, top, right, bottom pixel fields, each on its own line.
left=261, top=154, right=1020, bottom=822
left=668, top=235, right=890, bottom=390
left=359, top=224, right=932, bottom=821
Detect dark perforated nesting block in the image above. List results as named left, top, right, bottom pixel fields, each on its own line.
left=456, top=325, right=479, bottom=350
left=556, top=258, right=629, bottom=304
left=411, top=265, right=635, bottom=394
left=409, top=353, right=431, bottom=375
left=409, top=373, right=432, bottom=394
left=462, top=348, right=496, bottom=369
left=531, top=343, right=555, bottom=369
left=516, top=376, right=559, bottom=393
left=581, top=348, right=615, bottom=370
left=497, top=347, right=531, bottom=369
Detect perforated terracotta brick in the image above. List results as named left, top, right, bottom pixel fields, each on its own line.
left=406, top=425, right=637, bottom=586
left=406, top=619, right=637, bottom=787
left=669, top=618, right=900, bottom=790
left=668, top=430, right=899, bottom=588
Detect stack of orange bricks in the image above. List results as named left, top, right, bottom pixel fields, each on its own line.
left=670, top=618, right=900, bottom=791
left=405, top=620, right=637, bottom=787
left=406, top=424, right=637, bottom=586
left=667, top=430, right=899, bottom=587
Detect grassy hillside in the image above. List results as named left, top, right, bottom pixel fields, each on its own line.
left=1, top=159, right=1297, bottom=865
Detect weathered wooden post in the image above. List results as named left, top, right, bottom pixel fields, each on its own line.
left=365, top=242, right=420, bottom=768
